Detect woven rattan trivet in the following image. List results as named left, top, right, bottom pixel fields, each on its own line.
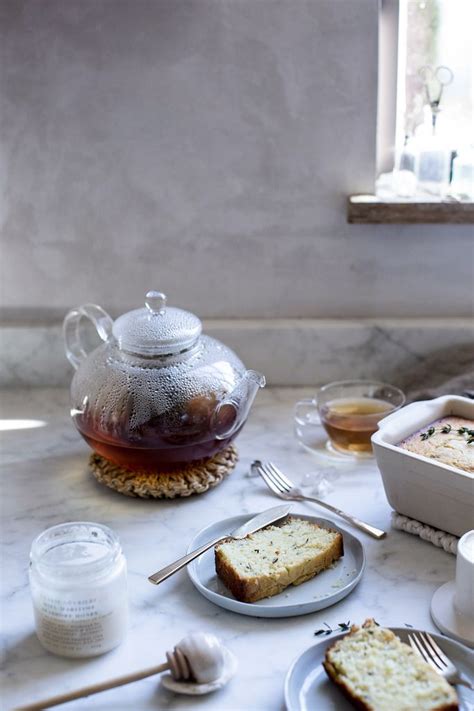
left=89, top=445, right=238, bottom=499
left=391, top=512, right=458, bottom=554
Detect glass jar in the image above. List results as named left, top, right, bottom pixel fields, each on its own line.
left=29, top=522, right=128, bottom=658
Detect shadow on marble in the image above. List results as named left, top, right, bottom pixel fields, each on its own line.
left=3, top=631, right=45, bottom=670
left=396, top=342, right=473, bottom=399
left=2, top=630, right=94, bottom=690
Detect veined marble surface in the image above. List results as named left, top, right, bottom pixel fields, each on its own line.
left=0, top=388, right=463, bottom=710
left=1, top=318, right=472, bottom=387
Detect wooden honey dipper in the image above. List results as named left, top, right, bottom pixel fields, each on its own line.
left=16, top=633, right=228, bottom=710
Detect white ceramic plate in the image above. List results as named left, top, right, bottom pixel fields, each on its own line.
left=161, top=648, right=238, bottom=695
left=187, top=513, right=365, bottom=618
left=284, top=627, right=474, bottom=711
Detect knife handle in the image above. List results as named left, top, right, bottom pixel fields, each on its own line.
left=148, top=534, right=229, bottom=585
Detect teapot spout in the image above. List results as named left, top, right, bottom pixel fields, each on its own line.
left=213, top=370, right=266, bottom=441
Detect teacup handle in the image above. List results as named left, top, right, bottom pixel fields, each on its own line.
left=294, top=397, right=320, bottom=424
left=63, top=304, right=114, bottom=370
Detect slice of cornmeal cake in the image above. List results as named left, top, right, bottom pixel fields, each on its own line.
left=323, top=619, right=459, bottom=711
left=214, top=516, right=343, bottom=603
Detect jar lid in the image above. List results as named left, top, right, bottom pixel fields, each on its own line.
left=112, top=291, right=202, bottom=356
left=30, top=522, right=122, bottom=581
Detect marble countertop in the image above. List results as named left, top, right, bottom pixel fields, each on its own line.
left=1, top=388, right=458, bottom=710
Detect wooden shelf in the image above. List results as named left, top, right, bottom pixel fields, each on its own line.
left=347, top=195, right=474, bottom=224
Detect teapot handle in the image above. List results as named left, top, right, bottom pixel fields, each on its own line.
left=63, top=304, right=114, bottom=370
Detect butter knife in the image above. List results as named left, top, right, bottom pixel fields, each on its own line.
left=148, top=504, right=292, bottom=586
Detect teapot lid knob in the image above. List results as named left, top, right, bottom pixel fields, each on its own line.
left=145, top=291, right=167, bottom=315
left=112, top=290, right=202, bottom=356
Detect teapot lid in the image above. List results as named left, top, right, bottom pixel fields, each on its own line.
left=112, top=291, right=202, bottom=356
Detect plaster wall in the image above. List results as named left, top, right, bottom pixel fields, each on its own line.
left=1, top=0, right=472, bottom=322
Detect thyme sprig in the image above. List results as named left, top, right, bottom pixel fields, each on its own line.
left=314, top=621, right=351, bottom=636
left=420, top=424, right=474, bottom=444
left=314, top=620, right=382, bottom=637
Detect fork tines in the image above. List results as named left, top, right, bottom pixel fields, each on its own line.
left=408, top=632, right=451, bottom=672
left=252, top=461, right=293, bottom=498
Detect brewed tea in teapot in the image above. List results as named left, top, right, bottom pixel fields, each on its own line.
left=64, top=292, right=265, bottom=471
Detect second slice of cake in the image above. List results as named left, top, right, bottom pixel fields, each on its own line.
left=214, top=516, right=343, bottom=602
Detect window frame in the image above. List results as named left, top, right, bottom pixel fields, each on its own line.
left=348, top=0, right=474, bottom=224
left=377, top=0, right=400, bottom=177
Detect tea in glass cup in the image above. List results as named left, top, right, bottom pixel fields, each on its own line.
left=295, top=380, right=405, bottom=458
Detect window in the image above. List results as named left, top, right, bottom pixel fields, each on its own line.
left=392, top=0, right=473, bottom=199
left=397, top=0, right=473, bottom=154
left=350, top=0, right=474, bottom=222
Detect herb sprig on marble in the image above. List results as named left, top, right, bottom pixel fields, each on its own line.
left=314, top=621, right=351, bottom=636
left=420, top=424, right=474, bottom=444
left=314, top=620, right=381, bottom=636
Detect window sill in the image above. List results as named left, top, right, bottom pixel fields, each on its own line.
left=347, top=195, right=474, bottom=224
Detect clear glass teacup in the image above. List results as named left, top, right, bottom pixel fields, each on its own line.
left=294, top=380, right=405, bottom=459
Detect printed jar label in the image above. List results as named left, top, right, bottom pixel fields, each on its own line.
left=32, top=592, right=128, bottom=657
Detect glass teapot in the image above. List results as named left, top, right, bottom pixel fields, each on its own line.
left=64, top=291, right=265, bottom=471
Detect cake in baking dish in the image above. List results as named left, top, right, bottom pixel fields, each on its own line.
left=398, top=416, right=474, bottom=473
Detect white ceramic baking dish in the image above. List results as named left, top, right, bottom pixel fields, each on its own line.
left=372, top=395, right=474, bottom=537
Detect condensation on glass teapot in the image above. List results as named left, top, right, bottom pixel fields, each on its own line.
left=63, top=291, right=265, bottom=471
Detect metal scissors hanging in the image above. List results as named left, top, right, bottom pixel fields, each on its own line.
left=418, top=65, right=454, bottom=131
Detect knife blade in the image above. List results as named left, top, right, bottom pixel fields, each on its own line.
left=148, top=504, right=292, bottom=586
left=229, top=504, right=292, bottom=538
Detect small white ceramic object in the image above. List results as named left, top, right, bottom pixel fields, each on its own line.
left=167, top=632, right=225, bottom=683
left=372, top=395, right=474, bottom=536
left=455, top=531, right=474, bottom=618
left=161, top=645, right=238, bottom=695
left=431, top=530, right=474, bottom=648
left=284, top=627, right=474, bottom=711
left=187, top=513, right=365, bottom=618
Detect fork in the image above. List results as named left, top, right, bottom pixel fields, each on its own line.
left=252, top=460, right=386, bottom=540
left=408, top=631, right=474, bottom=690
